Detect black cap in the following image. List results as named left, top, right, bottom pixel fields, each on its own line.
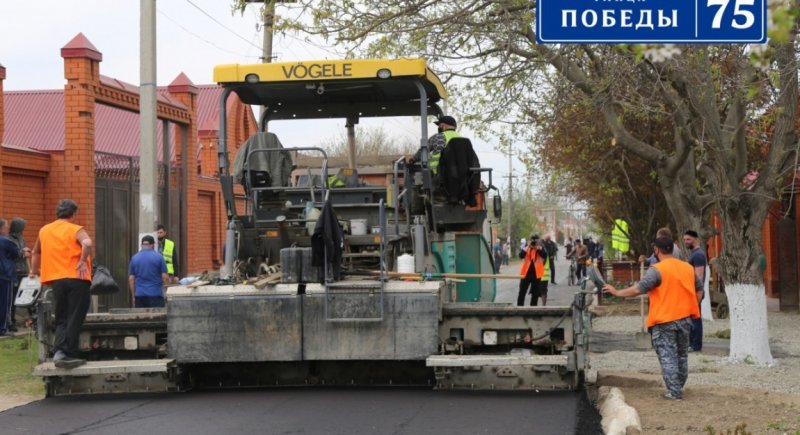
left=434, top=115, right=457, bottom=128
left=141, top=235, right=155, bottom=245
left=684, top=230, right=699, bottom=238
left=653, top=236, right=673, bottom=251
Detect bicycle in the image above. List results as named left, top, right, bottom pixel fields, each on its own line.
left=568, top=257, right=577, bottom=286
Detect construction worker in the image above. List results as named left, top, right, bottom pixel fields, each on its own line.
left=156, top=224, right=177, bottom=282
left=326, top=173, right=346, bottom=188
left=517, top=235, right=546, bottom=306
left=410, top=115, right=461, bottom=175
left=538, top=255, right=550, bottom=306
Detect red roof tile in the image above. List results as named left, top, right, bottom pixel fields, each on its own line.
left=168, top=73, right=198, bottom=95
left=2, top=80, right=235, bottom=160
left=60, top=33, right=102, bottom=62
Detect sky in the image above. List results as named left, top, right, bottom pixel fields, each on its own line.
left=0, top=0, right=527, bottom=190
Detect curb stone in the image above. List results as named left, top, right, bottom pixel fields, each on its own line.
left=597, top=386, right=642, bottom=435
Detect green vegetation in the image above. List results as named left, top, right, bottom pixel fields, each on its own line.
left=704, top=423, right=751, bottom=435
left=0, top=337, right=44, bottom=397
left=715, top=329, right=732, bottom=339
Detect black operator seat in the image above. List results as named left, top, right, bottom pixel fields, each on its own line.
left=232, top=132, right=294, bottom=194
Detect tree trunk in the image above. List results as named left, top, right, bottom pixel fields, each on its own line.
left=725, top=284, right=773, bottom=365
left=717, top=203, right=774, bottom=365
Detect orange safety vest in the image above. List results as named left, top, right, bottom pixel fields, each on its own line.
left=39, top=219, right=92, bottom=284
left=519, top=246, right=545, bottom=278
left=646, top=258, right=700, bottom=328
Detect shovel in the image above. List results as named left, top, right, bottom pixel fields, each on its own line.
left=634, top=261, right=652, bottom=349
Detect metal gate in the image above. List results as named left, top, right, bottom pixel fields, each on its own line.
left=95, top=152, right=183, bottom=310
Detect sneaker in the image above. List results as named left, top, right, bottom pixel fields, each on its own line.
left=54, top=356, right=86, bottom=369
left=688, top=347, right=700, bottom=353
left=53, top=350, right=66, bottom=362
left=8, top=325, right=18, bottom=333
left=661, top=392, right=682, bottom=400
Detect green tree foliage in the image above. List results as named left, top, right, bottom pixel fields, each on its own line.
left=538, top=81, right=675, bottom=257
left=274, top=1, right=799, bottom=289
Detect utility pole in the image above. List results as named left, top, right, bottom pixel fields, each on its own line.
left=139, top=0, right=158, bottom=247
left=252, top=0, right=277, bottom=124
left=506, top=150, right=514, bottom=246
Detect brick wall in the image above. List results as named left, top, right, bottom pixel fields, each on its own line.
left=0, top=149, right=50, bottom=238
left=0, top=63, right=5, bottom=214
left=56, top=45, right=100, bottom=239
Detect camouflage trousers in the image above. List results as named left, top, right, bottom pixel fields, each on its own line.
left=651, top=317, right=693, bottom=398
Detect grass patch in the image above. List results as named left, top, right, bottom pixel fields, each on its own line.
left=0, top=336, right=45, bottom=397
left=715, top=329, right=731, bottom=339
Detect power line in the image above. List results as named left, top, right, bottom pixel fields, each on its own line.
left=184, top=0, right=263, bottom=52
left=157, top=9, right=258, bottom=59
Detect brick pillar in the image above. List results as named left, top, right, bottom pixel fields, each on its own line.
left=0, top=63, right=5, bottom=144
left=0, top=63, right=5, bottom=214
left=167, top=73, right=200, bottom=273
left=57, top=33, right=101, bottom=239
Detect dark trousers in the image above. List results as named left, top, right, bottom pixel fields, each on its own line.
left=576, top=262, right=586, bottom=280
left=9, top=277, right=20, bottom=326
left=135, top=296, right=165, bottom=308
left=517, top=270, right=540, bottom=306
left=549, top=256, right=556, bottom=283
left=52, top=279, right=91, bottom=358
left=0, top=280, right=11, bottom=334
left=690, top=316, right=703, bottom=350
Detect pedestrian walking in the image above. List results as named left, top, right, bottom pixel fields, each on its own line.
left=30, top=199, right=93, bottom=369
left=574, top=239, right=588, bottom=281
left=492, top=238, right=503, bottom=273
left=603, top=236, right=701, bottom=400
left=129, top=235, right=169, bottom=308
left=8, top=218, right=30, bottom=332
left=543, top=235, right=557, bottom=284
left=502, top=240, right=510, bottom=265
left=0, top=219, right=20, bottom=336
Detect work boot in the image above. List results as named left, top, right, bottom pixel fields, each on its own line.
left=55, top=356, right=86, bottom=369
left=53, top=351, right=86, bottom=369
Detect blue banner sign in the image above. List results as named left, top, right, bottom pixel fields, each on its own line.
left=537, top=0, right=766, bottom=43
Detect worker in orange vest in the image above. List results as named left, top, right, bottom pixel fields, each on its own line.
left=517, top=235, right=546, bottom=306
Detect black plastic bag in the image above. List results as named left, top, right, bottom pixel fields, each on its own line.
left=90, top=264, right=120, bottom=295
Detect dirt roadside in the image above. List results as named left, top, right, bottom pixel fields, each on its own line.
left=591, top=303, right=800, bottom=434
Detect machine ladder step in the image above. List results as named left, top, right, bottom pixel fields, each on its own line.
left=33, top=359, right=174, bottom=377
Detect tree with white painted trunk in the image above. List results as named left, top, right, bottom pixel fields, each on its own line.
left=269, top=1, right=799, bottom=365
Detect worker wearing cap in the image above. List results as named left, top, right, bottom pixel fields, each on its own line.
left=410, top=115, right=461, bottom=175
left=129, top=235, right=169, bottom=308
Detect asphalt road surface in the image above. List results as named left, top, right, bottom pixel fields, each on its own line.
left=1, top=246, right=601, bottom=435
left=0, top=388, right=597, bottom=435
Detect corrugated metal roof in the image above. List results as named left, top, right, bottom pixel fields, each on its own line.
left=2, top=80, right=232, bottom=159
left=4, top=90, right=64, bottom=151
left=195, top=84, right=239, bottom=135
